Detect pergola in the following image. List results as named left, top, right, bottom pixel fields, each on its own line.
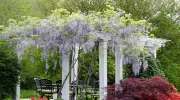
left=0, top=8, right=168, bottom=100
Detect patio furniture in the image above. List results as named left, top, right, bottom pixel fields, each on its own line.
left=82, top=80, right=99, bottom=100
left=34, top=78, right=58, bottom=100
left=34, top=78, right=41, bottom=93
left=56, top=80, right=62, bottom=98
left=56, top=80, right=62, bottom=90
left=90, top=80, right=99, bottom=100
left=56, top=79, right=76, bottom=100
left=71, top=80, right=84, bottom=95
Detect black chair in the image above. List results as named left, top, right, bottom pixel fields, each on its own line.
left=71, top=80, right=84, bottom=95
left=71, top=80, right=84, bottom=85
left=56, top=80, right=62, bottom=98
left=83, top=80, right=99, bottom=100
left=34, top=79, right=58, bottom=100
left=34, top=78, right=41, bottom=93
left=56, top=79, right=75, bottom=100
left=90, top=80, right=99, bottom=100
left=56, top=80, right=62, bottom=89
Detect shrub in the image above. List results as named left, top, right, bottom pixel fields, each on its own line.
left=0, top=41, right=20, bottom=99
left=139, top=57, right=165, bottom=78
left=106, top=76, right=180, bottom=100
left=124, top=57, right=165, bottom=78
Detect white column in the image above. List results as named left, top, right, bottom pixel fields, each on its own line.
left=53, top=93, right=57, bottom=100
left=154, top=50, right=157, bottom=58
left=99, top=41, right=107, bottom=100
left=62, top=53, right=70, bottom=100
left=115, top=48, right=123, bottom=83
left=71, top=44, right=79, bottom=100
left=15, top=76, right=20, bottom=100
left=71, top=44, right=79, bottom=83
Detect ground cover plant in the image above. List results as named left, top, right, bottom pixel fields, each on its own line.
left=106, top=76, right=180, bottom=100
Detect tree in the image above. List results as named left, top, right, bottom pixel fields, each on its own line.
left=114, top=0, right=180, bottom=21
left=0, top=41, right=20, bottom=99
left=58, top=0, right=108, bottom=13
left=150, top=11, right=180, bottom=91
left=0, top=0, right=33, bottom=26
left=0, top=0, right=60, bottom=26
left=114, top=0, right=180, bottom=90
left=31, top=0, right=60, bottom=17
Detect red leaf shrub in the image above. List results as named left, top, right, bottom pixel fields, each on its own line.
left=106, top=76, right=180, bottom=100
left=169, top=85, right=180, bottom=100
left=31, top=97, right=48, bottom=100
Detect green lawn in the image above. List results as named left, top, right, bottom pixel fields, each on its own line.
left=20, top=89, right=99, bottom=100
left=20, top=89, right=40, bottom=98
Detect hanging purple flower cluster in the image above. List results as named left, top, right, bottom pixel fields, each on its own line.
left=0, top=8, right=168, bottom=74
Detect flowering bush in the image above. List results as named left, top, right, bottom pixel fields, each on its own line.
left=106, top=76, right=180, bottom=100
left=31, top=97, right=48, bottom=100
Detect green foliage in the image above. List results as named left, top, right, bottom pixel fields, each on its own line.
left=58, top=0, right=108, bottom=13
left=78, top=48, right=115, bottom=85
left=139, top=57, right=165, bottom=78
left=115, top=0, right=154, bottom=20
left=107, top=52, right=115, bottom=84
left=0, top=41, right=20, bottom=99
left=20, top=47, right=61, bottom=89
left=0, top=0, right=32, bottom=26
left=78, top=49, right=99, bottom=82
left=0, top=25, right=5, bottom=32
left=114, top=0, right=180, bottom=91
left=0, top=0, right=59, bottom=26
left=32, top=0, right=60, bottom=17
left=150, top=11, right=180, bottom=91
left=114, top=0, right=179, bottom=21
left=51, top=9, right=70, bottom=18
left=124, top=57, right=165, bottom=78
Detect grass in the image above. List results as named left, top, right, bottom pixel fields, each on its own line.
left=20, top=89, right=99, bottom=100
left=20, top=89, right=40, bottom=98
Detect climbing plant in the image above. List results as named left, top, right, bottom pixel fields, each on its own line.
left=0, top=6, right=167, bottom=76
left=124, top=57, right=165, bottom=78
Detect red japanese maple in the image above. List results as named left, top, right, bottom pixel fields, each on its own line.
left=106, top=76, right=180, bottom=100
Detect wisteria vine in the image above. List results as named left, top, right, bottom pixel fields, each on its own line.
left=0, top=7, right=168, bottom=75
